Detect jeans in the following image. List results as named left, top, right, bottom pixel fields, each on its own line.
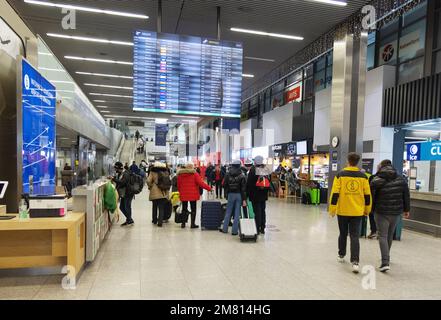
left=369, top=213, right=377, bottom=233
left=120, top=196, right=134, bottom=223
left=152, top=198, right=167, bottom=225
left=337, top=215, right=362, bottom=263
left=222, top=193, right=242, bottom=234
left=252, top=200, right=267, bottom=232
left=182, top=201, right=197, bottom=226
left=375, top=213, right=400, bottom=265
left=215, top=181, right=222, bottom=198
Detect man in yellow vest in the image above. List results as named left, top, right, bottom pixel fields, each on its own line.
left=329, top=153, right=372, bottom=273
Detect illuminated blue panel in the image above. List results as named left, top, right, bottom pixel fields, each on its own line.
left=134, top=30, right=242, bottom=118
left=21, top=59, right=56, bottom=195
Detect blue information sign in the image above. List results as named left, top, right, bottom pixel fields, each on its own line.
left=21, top=59, right=56, bottom=195
left=407, top=141, right=441, bottom=161
left=155, top=124, right=169, bottom=147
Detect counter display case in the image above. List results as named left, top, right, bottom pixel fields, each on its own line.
left=72, top=180, right=116, bottom=261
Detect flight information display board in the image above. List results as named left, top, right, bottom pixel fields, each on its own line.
left=134, top=31, right=243, bottom=118
left=21, top=59, right=56, bottom=195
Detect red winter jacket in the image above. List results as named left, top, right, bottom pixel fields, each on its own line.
left=177, top=168, right=211, bottom=202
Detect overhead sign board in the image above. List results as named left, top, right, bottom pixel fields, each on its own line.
left=407, top=141, right=441, bottom=161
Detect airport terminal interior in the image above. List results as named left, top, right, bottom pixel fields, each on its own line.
left=1, top=0, right=441, bottom=301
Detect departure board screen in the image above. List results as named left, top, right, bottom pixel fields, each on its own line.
left=134, top=31, right=243, bottom=118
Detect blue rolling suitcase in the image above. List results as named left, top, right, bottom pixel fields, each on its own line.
left=201, top=200, right=222, bottom=230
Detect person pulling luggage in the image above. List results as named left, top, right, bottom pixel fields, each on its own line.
left=220, top=160, right=247, bottom=236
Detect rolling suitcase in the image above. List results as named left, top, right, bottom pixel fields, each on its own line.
left=201, top=200, right=222, bottom=230
left=239, top=205, right=258, bottom=242
left=310, top=188, right=320, bottom=205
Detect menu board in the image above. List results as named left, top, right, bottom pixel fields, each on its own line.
left=134, top=30, right=243, bottom=118
left=21, top=59, right=56, bottom=195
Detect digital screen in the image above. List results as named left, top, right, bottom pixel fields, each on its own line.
left=296, top=141, right=307, bottom=155
left=134, top=31, right=243, bottom=118
left=21, top=59, right=56, bottom=195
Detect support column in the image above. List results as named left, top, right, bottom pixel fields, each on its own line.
left=157, top=0, right=162, bottom=33
left=216, top=6, right=221, bottom=40
left=392, top=128, right=405, bottom=176
left=328, top=33, right=368, bottom=192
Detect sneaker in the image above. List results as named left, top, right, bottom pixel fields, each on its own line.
left=157, top=223, right=163, bottom=227
left=379, top=264, right=390, bottom=272
left=232, top=233, right=238, bottom=236
left=352, top=263, right=360, bottom=274
left=337, top=255, right=345, bottom=263
left=191, top=224, right=199, bottom=229
left=122, top=221, right=134, bottom=227
left=181, top=223, right=186, bottom=229
left=367, top=232, right=377, bottom=239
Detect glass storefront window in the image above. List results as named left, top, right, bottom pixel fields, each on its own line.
left=326, top=65, right=333, bottom=85
left=402, top=1, right=427, bottom=27
left=315, top=56, right=326, bottom=72
left=398, top=56, right=424, bottom=84
left=271, top=92, right=284, bottom=109
left=304, top=78, right=313, bottom=99
left=326, top=51, right=333, bottom=66
left=435, top=50, right=441, bottom=75
left=286, top=71, right=302, bottom=86
left=379, top=19, right=399, bottom=39
left=367, top=44, right=376, bottom=70
left=304, top=64, right=313, bottom=78
left=399, top=18, right=426, bottom=63
left=378, top=34, right=398, bottom=66
left=314, top=69, right=326, bottom=92
left=436, top=10, right=441, bottom=50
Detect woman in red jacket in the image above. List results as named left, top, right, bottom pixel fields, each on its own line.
left=177, top=163, right=212, bottom=228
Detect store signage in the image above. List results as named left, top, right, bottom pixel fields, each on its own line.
left=362, top=158, right=374, bottom=174
left=407, top=141, right=441, bottom=161
left=285, top=82, right=302, bottom=103
left=286, top=143, right=296, bottom=156
left=155, top=123, right=169, bottom=147
left=399, top=30, right=422, bottom=61
left=379, top=40, right=397, bottom=65
left=0, top=18, right=24, bottom=59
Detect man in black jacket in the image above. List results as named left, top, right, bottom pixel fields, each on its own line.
left=220, top=160, right=247, bottom=235
left=370, top=160, right=410, bottom=272
left=111, top=161, right=135, bottom=226
left=246, top=156, right=270, bottom=234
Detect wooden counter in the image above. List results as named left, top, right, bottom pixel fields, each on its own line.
left=0, top=212, right=86, bottom=276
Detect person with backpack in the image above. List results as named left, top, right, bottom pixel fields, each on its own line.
left=147, top=162, right=171, bottom=227
left=329, top=153, right=372, bottom=274
left=370, top=160, right=410, bottom=272
left=220, top=160, right=247, bottom=236
left=246, top=155, right=270, bottom=234
left=110, top=161, right=135, bottom=227
left=177, top=163, right=212, bottom=229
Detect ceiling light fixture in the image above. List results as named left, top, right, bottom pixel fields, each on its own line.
left=242, top=74, right=255, bottom=78
left=244, top=56, right=275, bottom=62
left=47, top=33, right=133, bottom=46
left=65, top=56, right=133, bottom=65
left=89, top=93, right=133, bottom=98
left=100, top=110, right=110, bottom=113
left=93, top=100, right=106, bottom=103
left=38, top=52, right=52, bottom=56
left=76, top=71, right=133, bottom=79
left=311, top=0, right=347, bottom=6
left=49, top=80, right=74, bottom=84
left=39, top=67, right=65, bottom=72
left=230, top=27, right=303, bottom=40
left=24, top=0, right=149, bottom=19
left=84, top=83, right=133, bottom=90
left=96, top=106, right=109, bottom=109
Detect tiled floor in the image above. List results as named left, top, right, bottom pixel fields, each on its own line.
left=1, top=190, right=441, bottom=300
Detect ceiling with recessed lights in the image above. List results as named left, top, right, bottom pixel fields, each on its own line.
left=8, top=0, right=371, bottom=119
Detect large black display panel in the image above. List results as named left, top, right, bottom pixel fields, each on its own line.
left=134, top=31, right=243, bottom=118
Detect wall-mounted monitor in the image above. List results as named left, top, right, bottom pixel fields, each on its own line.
left=21, top=58, right=56, bottom=196
left=133, top=30, right=243, bottom=118
left=296, top=140, right=308, bottom=155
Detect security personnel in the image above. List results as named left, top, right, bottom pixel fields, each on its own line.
left=329, top=152, right=372, bottom=274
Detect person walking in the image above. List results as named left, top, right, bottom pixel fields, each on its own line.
left=177, top=163, right=212, bottom=229
left=213, top=164, right=224, bottom=199
left=110, top=161, right=134, bottom=226
left=329, top=152, right=372, bottom=273
left=220, top=160, right=247, bottom=236
left=61, top=163, right=74, bottom=197
left=129, top=161, right=140, bottom=174
left=147, top=162, right=171, bottom=227
left=246, top=156, right=270, bottom=235
left=370, top=160, right=410, bottom=272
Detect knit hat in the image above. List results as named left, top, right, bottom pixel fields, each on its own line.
left=232, top=159, right=241, bottom=166
left=254, top=156, right=264, bottom=166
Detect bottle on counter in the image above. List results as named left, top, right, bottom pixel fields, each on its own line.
left=19, top=198, right=29, bottom=220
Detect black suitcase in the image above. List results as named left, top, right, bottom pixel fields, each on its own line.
left=163, top=200, right=172, bottom=221
left=301, top=192, right=311, bottom=205
left=201, top=200, right=222, bottom=230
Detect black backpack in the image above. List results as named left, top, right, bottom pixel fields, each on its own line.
left=157, top=171, right=172, bottom=191
left=128, top=172, right=144, bottom=195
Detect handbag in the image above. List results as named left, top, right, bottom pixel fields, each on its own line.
left=174, top=204, right=189, bottom=224
left=256, top=176, right=270, bottom=189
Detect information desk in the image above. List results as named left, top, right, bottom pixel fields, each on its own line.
left=0, top=213, right=86, bottom=275
left=406, top=191, right=441, bottom=237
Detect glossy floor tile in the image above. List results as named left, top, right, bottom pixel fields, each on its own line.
left=1, top=190, right=441, bottom=300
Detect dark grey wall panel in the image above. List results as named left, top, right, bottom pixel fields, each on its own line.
left=292, top=113, right=314, bottom=141
left=383, top=73, right=441, bottom=126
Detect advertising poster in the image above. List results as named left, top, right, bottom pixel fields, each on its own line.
left=155, top=123, right=169, bottom=147
left=399, top=30, right=423, bottom=62
left=21, top=59, right=56, bottom=195
left=285, top=82, right=302, bottom=103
